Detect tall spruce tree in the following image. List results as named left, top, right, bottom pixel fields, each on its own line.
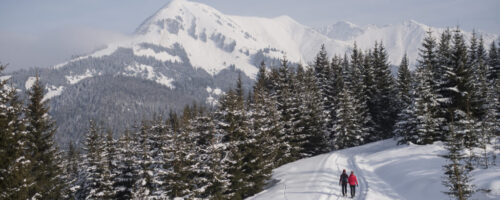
left=165, top=112, right=195, bottom=199
left=413, top=66, right=441, bottom=144
left=63, top=141, right=81, bottom=200
left=249, top=63, right=283, bottom=180
left=332, top=86, right=364, bottom=149
left=80, top=120, right=103, bottom=199
left=487, top=41, right=500, bottom=81
left=312, top=45, right=336, bottom=151
left=397, top=53, right=413, bottom=110
left=189, top=109, right=229, bottom=199
left=349, top=44, right=372, bottom=144
left=477, top=82, right=499, bottom=168
left=216, top=88, right=249, bottom=199
left=295, top=65, right=328, bottom=156
left=203, top=113, right=230, bottom=199
left=113, top=129, right=137, bottom=199
left=25, top=75, right=65, bottom=199
left=0, top=65, right=33, bottom=200
left=442, top=120, right=474, bottom=200
left=272, top=58, right=297, bottom=165
left=394, top=55, right=418, bottom=144
left=370, top=41, right=399, bottom=140
left=98, top=129, right=116, bottom=199
left=445, top=28, right=478, bottom=147
left=469, top=32, right=489, bottom=120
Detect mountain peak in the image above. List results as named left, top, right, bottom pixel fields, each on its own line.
left=135, top=0, right=209, bottom=35
left=333, top=20, right=359, bottom=28
left=315, top=20, right=365, bottom=41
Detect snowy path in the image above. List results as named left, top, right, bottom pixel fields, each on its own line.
left=248, top=139, right=500, bottom=200
left=249, top=145, right=373, bottom=200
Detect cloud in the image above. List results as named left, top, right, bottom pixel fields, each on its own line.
left=0, top=27, right=130, bottom=72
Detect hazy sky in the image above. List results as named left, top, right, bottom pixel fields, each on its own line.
left=1, top=0, right=499, bottom=71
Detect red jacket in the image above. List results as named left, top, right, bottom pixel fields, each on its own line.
left=348, top=174, right=358, bottom=186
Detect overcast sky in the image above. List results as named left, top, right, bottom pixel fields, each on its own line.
left=1, top=0, right=499, bottom=71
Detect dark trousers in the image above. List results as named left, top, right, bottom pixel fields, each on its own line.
left=350, top=185, right=356, bottom=197
left=341, top=183, right=347, bottom=196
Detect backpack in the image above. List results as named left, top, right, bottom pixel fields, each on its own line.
left=341, top=174, right=348, bottom=183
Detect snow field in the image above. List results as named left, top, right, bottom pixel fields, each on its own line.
left=249, top=139, right=500, bottom=200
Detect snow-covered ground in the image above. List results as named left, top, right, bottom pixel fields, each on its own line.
left=249, top=139, right=500, bottom=200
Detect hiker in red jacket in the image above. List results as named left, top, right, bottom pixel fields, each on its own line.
left=348, top=171, right=359, bottom=198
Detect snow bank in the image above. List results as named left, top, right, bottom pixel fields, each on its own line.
left=25, top=76, right=36, bottom=89
left=43, top=85, right=64, bottom=102
left=249, top=139, right=500, bottom=200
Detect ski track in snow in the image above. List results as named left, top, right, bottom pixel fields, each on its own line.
left=251, top=148, right=369, bottom=200
left=249, top=139, right=500, bottom=200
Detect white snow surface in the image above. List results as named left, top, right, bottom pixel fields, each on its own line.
left=124, top=63, right=175, bottom=88
left=0, top=75, right=11, bottom=81
left=25, top=76, right=36, bottom=89
left=66, top=69, right=95, bottom=84
left=132, top=46, right=182, bottom=62
left=249, top=139, right=500, bottom=200
left=43, top=85, right=64, bottom=101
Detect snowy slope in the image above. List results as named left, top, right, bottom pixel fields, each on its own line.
left=248, top=139, right=500, bottom=200
left=51, top=0, right=499, bottom=84
left=58, top=0, right=346, bottom=79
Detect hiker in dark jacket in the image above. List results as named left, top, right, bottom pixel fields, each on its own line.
left=339, top=169, right=349, bottom=196
left=348, top=171, right=359, bottom=198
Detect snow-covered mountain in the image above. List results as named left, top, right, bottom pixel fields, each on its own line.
left=54, top=0, right=498, bottom=80
left=4, top=0, right=499, bottom=145
left=248, top=139, right=500, bottom=200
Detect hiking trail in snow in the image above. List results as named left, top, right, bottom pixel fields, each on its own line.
left=248, top=139, right=500, bottom=200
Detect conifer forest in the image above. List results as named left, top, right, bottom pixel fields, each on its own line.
left=1, top=28, right=499, bottom=200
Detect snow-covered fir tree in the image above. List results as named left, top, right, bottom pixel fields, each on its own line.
left=487, top=41, right=500, bottom=81
left=413, top=66, right=441, bottom=144
left=396, top=53, right=413, bottom=113
left=271, top=58, right=298, bottom=165
left=294, top=65, right=328, bottom=156
left=468, top=32, right=489, bottom=120
left=313, top=45, right=335, bottom=141
left=248, top=63, right=282, bottom=190
left=187, top=108, right=229, bottom=199
left=477, top=81, right=499, bottom=168
left=0, top=65, right=33, bottom=200
left=442, top=120, right=474, bottom=200
left=80, top=120, right=103, bottom=199
left=394, top=55, right=418, bottom=144
left=25, top=75, right=65, bottom=199
left=332, top=86, right=364, bottom=149
left=132, top=119, right=169, bottom=199
left=98, top=130, right=116, bottom=199
left=165, top=110, right=196, bottom=199
left=370, top=42, right=399, bottom=140
left=215, top=75, right=257, bottom=199
left=113, top=129, right=137, bottom=199
left=348, top=44, right=372, bottom=143
left=62, top=141, right=81, bottom=199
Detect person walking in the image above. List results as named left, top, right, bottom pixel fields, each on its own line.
left=339, top=169, right=349, bottom=196
left=348, top=171, right=359, bottom=198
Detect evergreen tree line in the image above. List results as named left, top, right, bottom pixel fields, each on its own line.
left=60, top=39, right=410, bottom=199
left=392, top=29, right=500, bottom=200
left=0, top=69, right=66, bottom=200
left=1, top=27, right=499, bottom=200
